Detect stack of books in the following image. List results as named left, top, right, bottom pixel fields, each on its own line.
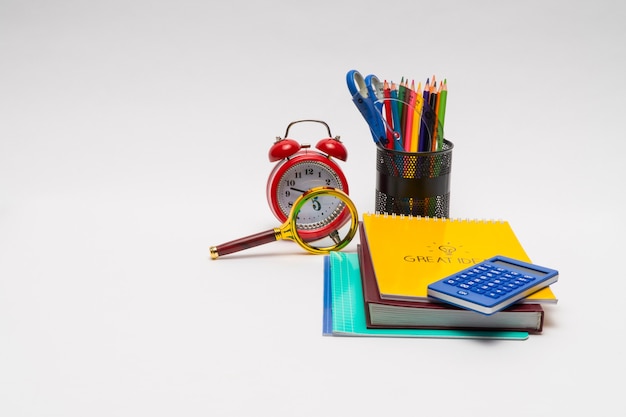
left=323, top=213, right=558, bottom=340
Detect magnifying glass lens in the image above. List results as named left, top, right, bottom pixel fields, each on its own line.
left=290, top=189, right=357, bottom=254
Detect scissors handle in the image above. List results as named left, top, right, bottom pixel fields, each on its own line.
left=365, top=74, right=384, bottom=112
left=346, top=70, right=388, bottom=146
left=210, top=229, right=280, bottom=259
left=351, top=94, right=388, bottom=145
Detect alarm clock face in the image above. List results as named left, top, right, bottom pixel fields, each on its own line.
left=273, top=159, right=347, bottom=221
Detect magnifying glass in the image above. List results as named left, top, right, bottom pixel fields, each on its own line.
left=209, top=187, right=358, bottom=259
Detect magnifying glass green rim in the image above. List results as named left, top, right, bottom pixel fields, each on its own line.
left=280, top=186, right=359, bottom=255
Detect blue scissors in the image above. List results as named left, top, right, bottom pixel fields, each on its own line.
left=346, top=70, right=388, bottom=146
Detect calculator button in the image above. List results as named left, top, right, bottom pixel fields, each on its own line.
left=457, top=290, right=470, bottom=296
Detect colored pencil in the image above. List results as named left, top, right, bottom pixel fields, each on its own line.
left=410, top=81, right=424, bottom=152
left=397, top=77, right=408, bottom=136
left=383, top=80, right=394, bottom=149
left=418, top=78, right=431, bottom=152
left=429, top=80, right=439, bottom=151
left=436, top=79, right=448, bottom=151
left=389, top=81, right=403, bottom=150
left=403, top=80, right=417, bottom=151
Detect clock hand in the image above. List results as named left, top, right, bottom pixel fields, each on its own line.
left=290, top=187, right=308, bottom=193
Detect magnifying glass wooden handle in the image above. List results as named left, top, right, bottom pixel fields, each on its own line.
left=210, top=229, right=280, bottom=259
left=209, top=187, right=357, bottom=259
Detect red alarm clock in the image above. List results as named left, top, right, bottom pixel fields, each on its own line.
left=266, top=120, right=350, bottom=241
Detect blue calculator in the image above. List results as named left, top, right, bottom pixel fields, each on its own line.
left=427, top=255, right=559, bottom=315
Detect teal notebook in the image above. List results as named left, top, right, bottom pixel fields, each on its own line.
left=323, top=251, right=529, bottom=340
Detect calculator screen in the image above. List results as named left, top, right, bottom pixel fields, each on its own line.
left=491, top=259, right=548, bottom=276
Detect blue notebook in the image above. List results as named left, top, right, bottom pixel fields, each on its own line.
left=323, top=251, right=529, bottom=340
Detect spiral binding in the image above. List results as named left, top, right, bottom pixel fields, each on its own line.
left=369, top=211, right=506, bottom=223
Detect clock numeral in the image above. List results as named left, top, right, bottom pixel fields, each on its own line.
left=284, top=190, right=291, bottom=197
left=311, top=197, right=321, bottom=211
left=285, top=179, right=295, bottom=186
left=294, top=169, right=324, bottom=179
left=325, top=179, right=332, bottom=185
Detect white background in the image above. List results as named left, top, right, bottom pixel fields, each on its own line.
left=1, top=1, right=624, bottom=415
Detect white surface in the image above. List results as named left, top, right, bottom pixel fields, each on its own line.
left=1, top=1, right=624, bottom=415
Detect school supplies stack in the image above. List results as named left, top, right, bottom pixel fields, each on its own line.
left=358, top=237, right=545, bottom=333
left=323, top=252, right=530, bottom=340
left=322, top=213, right=558, bottom=339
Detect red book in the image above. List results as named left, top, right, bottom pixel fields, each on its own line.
left=357, top=225, right=545, bottom=333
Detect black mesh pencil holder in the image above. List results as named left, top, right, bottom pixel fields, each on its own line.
left=375, top=139, right=453, bottom=218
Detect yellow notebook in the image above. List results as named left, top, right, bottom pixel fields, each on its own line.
left=361, top=213, right=557, bottom=303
